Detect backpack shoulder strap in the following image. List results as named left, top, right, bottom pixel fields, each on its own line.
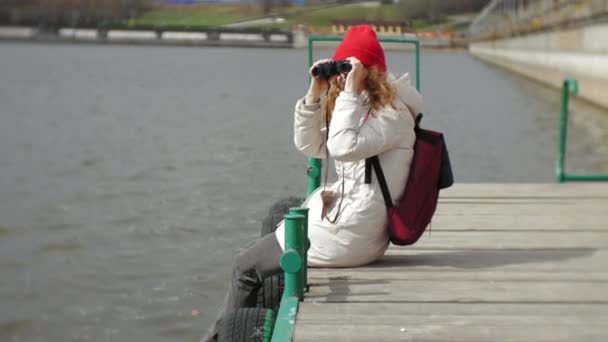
left=365, top=158, right=372, bottom=184
left=364, top=112, right=420, bottom=209
left=415, top=113, right=423, bottom=131
left=365, top=156, right=394, bottom=209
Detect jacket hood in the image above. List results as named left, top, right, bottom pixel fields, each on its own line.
left=389, top=73, right=424, bottom=117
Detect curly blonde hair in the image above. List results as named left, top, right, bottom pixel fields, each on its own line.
left=323, top=67, right=396, bottom=122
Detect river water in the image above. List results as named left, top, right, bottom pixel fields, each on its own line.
left=1, top=42, right=607, bottom=342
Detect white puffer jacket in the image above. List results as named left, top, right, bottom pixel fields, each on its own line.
left=275, top=73, right=423, bottom=267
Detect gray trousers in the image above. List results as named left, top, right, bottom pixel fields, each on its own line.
left=201, top=233, right=283, bottom=342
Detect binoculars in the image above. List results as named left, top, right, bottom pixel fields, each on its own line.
left=311, top=60, right=352, bottom=79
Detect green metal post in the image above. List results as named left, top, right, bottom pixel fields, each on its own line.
left=555, top=77, right=608, bottom=183
left=289, top=207, right=309, bottom=295
left=307, top=36, right=314, bottom=71
left=556, top=78, right=577, bottom=183
left=307, top=36, right=321, bottom=196
left=415, top=41, right=421, bottom=91
left=280, top=213, right=304, bottom=300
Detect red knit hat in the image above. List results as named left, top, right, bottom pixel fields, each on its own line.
left=333, top=25, right=386, bottom=72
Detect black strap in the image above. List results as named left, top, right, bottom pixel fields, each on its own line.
left=366, top=156, right=394, bottom=209
left=415, top=113, right=423, bottom=129
left=364, top=158, right=372, bottom=184
left=364, top=113, right=423, bottom=208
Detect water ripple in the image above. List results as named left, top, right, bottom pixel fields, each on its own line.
left=0, top=319, right=32, bottom=335
left=44, top=223, right=82, bottom=231
left=37, top=238, right=83, bottom=253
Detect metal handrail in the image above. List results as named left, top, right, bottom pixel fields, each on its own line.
left=270, top=210, right=307, bottom=342
left=556, top=77, right=608, bottom=182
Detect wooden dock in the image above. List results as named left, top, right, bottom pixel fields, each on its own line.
left=294, top=183, right=608, bottom=341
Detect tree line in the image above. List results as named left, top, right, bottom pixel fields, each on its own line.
left=0, top=0, right=151, bottom=26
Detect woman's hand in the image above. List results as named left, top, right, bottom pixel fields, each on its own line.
left=306, top=59, right=334, bottom=104
left=344, top=57, right=368, bottom=95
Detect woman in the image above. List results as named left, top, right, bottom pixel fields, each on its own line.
left=202, top=25, right=422, bottom=342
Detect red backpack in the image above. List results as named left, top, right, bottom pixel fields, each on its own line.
left=365, top=114, right=453, bottom=245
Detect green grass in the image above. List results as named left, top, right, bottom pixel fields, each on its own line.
left=132, top=11, right=237, bottom=27
left=130, top=3, right=445, bottom=30
left=265, top=5, right=435, bottom=30
left=130, top=4, right=256, bottom=27
left=269, top=4, right=410, bottom=28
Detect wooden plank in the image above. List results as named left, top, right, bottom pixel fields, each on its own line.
left=440, top=183, right=608, bottom=198
left=297, top=315, right=608, bottom=325
left=434, top=207, right=608, bottom=216
left=297, top=302, right=608, bottom=316
left=294, top=321, right=608, bottom=341
left=304, top=279, right=608, bottom=303
left=434, top=201, right=608, bottom=210
left=307, top=271, right=608, bottom=282
left=309, top=247, right=608, bottom=284
left=431, top=200, right=608, bottom=230
left=295, top=304, right=608, bottom=341
left=429, top=214, right=608, bottom=230
left=439, top=198, right=607, bottom=204
left=434, top=200, right=608, bottom=214
left=306, top=249, right=608, bottom=276
left=438, top=199, right=608, bottom=205
left=439, top=195, right=606, bottom=201
left=410, top=231, right=608, bottom=249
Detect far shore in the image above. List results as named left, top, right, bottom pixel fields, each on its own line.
left=0, top=26, right=465, bottom=50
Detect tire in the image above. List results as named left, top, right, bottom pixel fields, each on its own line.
left=218, top=308, right=274, bottom=342
left=260, top=197, right=305, bottom=237
left=256, top=273, right=284, bottom=310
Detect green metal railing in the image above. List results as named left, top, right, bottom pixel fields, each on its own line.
left=306, top=35, right=421, bottom=195
left=270, top=209, right=309, bottom=342
left=556, top=77, right=608, bottom=183
left=289, top=207, right=310, bottom=293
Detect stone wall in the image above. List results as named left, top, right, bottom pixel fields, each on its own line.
left=469, top=22, right=608, bottom=108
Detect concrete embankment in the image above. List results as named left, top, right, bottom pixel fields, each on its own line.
left=469, top=23, right=608, bottom=109
left=0, top=26, right=294, bottom=48
left=0, top=25, right=460, bottom=51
